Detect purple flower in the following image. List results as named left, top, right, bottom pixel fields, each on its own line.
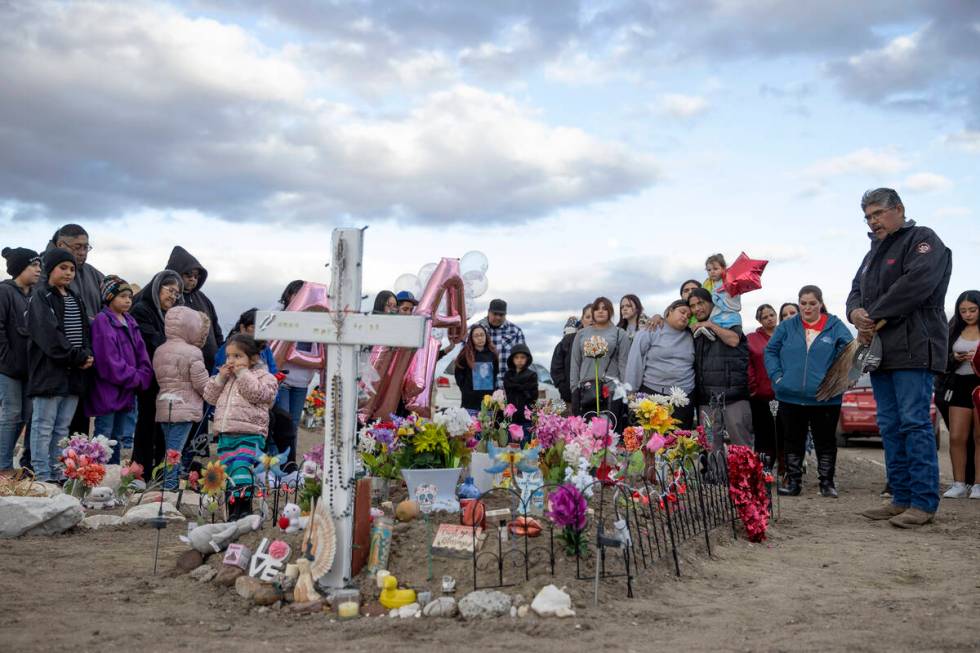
left=547, top=484, right=588, bottom=530
left=303, top=443, right=325, bottom=467
left=371, top=428, right=395, bottom=447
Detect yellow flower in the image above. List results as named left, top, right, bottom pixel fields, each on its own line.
left=414, top=423, right=450, bottom=456
left=200, top=460, right=228, bottom=495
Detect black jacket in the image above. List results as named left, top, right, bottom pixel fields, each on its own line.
left=453, top=348, right=498, bottom=411
left=0, top=279, right=32, bottom=379
left=503, top=343, right=538, bottom=427
left=550, top=331, right=576, bottom=403
left=166, top=246, right=224, bottom=370
left=846, top=220, right=952, bottom=373
left=26, top=285, right=92, bottom=397
left=39, top=242, right=104, bottom=322
left=693, top=325, right=750, bottom=405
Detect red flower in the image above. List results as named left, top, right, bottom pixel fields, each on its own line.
left=601, top=385, right=610, bottom=399
left=165, top=449, right=181, bottom=467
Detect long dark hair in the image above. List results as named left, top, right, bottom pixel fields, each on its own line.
left=229, top=308, right=258, bottom=337
left=948, top=290, right=980, bottom=354
left=798, top=285, right=828, bottom=315
left=455, top=324, right=497, bottom=370
left=755, top=304, right=776, bottom=322
left=372, top=290, right=395, bottom=314
left=279, top=280, right=305, bottom=309
left=617, top=294, right=643, bottom=329
left=779, top=302, right=800, bottom=322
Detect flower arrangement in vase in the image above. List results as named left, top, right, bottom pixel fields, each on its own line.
left=58, top=433, right=115, bottom=498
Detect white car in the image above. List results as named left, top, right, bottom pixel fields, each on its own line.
left=433, top=362, right=561, bottom=411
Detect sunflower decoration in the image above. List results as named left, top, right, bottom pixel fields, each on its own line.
left=200, top=460, right=229, bottom=496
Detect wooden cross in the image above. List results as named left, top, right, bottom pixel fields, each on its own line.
left=255, top=227, right=427, bottom=588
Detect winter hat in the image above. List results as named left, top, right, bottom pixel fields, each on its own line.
left=2, top=247, right=41, bottom=277
left=563, top=317, right=578, bottom=335
left=101, top=275, right=132, bottom=305
left=43, top=248, right=76, bottom=275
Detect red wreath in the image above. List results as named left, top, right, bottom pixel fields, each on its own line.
left=727, top=445, right=769, bottom=542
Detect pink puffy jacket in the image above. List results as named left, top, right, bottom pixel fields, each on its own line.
left=203, top=365, right=279, bottom=437
left=153, top=307, right=211, bottom=423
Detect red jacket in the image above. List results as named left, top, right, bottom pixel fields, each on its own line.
left=747, top=327, right=774, bottom=401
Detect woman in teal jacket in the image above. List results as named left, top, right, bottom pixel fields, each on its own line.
left=765, top=285, right=853, bottom=498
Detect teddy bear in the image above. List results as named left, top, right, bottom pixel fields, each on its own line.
left=82, top=486, right=120, bottom=510
left=277, top=502, right=309, bottom=534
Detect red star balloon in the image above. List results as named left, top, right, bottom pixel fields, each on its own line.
left=724, top=252, right=768, bottom=297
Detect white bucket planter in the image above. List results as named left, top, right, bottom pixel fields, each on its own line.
left=400, top=467, right=463, bottom=511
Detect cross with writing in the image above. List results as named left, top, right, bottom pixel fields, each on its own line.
left=256, top=227, right=427, bottom=588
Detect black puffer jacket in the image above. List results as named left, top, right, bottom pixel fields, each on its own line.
left=0, top=279, right=32, bottom=379
left=166, top=246, right=223, bottom=370
left=504, top=343, right=538, bottom=427
left=693, top=325, right=750, bottom=405
left=846, top=220, right=952, bottom=373
left=26, top=285, right=92, bottom=397
left=550, top=331, right=577, bottom=403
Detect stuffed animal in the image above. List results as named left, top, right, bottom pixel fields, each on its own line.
left=82, top=486, right=121, bottom=510
left=179, top=514, right=262, bottom=554
left=278, top=502, right=309, bottom=534
left=293, top=557, right=322, bottom=603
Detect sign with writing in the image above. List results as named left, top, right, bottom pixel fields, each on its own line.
left=432, top=523, right=484, bottom=559
left=223, top=543, right=252, bottom=570
left=248, top=538, right=285, bottom=582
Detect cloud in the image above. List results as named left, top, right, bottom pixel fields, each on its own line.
left=802, top=148, right=910, bottom=182
left=945, top=130, right=980, bottom=153
left=903, top=172, right=953, bottom=193
left=0, top=3, right=656, bottom=226
left=932, top=206, right=971, bottom=220
left=657, top=94, right=710, bottom=120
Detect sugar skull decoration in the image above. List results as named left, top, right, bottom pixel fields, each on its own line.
left=415, top=483, right=437, bottom=515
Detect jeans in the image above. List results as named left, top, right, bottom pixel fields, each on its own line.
left=29, top=395, right=79, bottom=481
left=277, top=385, right=307, bottom=429
left=0, top=373, right=31, bottom=469
left=160, top=422, right=193, bottom=490
left=871, top=369, right=940, bottom=513
left=698, top=399, right=754, bottom=450
left=93, top=398, right=138, bottom=465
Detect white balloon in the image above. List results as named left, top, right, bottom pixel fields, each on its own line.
left=460, top=250, right=489, bottom=275
left=393, top=273, right=422, bottom=298
left=464, top=298, right=476, bottom=318
left=418, top=262, right=437, bottom=288
left=464, top=274, right=488, bottom=299
left=431, top=327, right=446, bottom=341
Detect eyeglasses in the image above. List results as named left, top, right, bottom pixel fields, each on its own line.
left=161, top=286, right=181, bottom=296
left=59, top=241, right=94, bottom=253
left=863, top=206, right=894, bottom=222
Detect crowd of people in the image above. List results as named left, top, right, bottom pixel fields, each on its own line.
left=0, top=188, right=976, bottom=528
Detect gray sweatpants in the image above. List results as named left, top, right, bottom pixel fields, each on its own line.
left=699, top=399, right=754, bottom=450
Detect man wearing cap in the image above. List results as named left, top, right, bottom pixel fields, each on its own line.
left=479, top=299, right=526, bottom=385
left=395, top=291, right=419, bottom=315
left=0, top=247, right=42, bottom=470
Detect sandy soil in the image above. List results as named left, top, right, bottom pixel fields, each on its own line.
left=2, top=431, right=978, bottom=653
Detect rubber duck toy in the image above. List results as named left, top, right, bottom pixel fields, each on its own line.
left=379, top=575, right=417, bottom=610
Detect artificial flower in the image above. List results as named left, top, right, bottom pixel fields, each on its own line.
left=623, top=427, right=645, bottom=453
left=582, top=335, right=608, bottom=358
left=503, top=404, right=517, bottom=419
left=79, top=463, right=106, bottom=488
left=727, top=445, right=769, bottom=542
left=508, top=424, right=524, bottom=443
left=165, top=449, right=181, bottom=467
left=547, top=484, right=588, bottom=530
left=200, top=460, right=228, bottom=495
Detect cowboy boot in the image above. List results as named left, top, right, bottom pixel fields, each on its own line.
left=818, top=450, right=838, bottom=498
left=778, top=453, right=802, bottom=496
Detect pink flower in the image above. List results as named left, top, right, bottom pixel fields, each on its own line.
left=524, top=406, right=533, bottom=420
left=471, top=418, right=482, bottom=433
left=165, top=449, right=181, bottom=467
left=590, top=417, right=609, bottom=438
left=508, top=424, right=524, bottom=443
left=645, top=433, right=666, bottom=453
left=503, top=404, right=517, bottom=418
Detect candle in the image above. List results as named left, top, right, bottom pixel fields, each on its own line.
left=337, top=601, right=359, bottom=619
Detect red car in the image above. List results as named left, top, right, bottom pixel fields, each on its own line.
left=836, top=374, right=940, bottom=447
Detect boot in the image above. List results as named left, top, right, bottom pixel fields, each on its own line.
left=817, top=450, right=838, bottom=498
left=862, top=503, right=907, bottom=520
left=778, top=453, right=802, bottom=496
left=888, top=507, right=935, bottom=529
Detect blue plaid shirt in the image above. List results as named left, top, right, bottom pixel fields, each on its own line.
left=478, top=318, right=526, bottom=384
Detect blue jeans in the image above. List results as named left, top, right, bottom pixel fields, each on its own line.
left=277, top=385, right=307, bottom=429
left=93, top=398, right=138, bottom=465
left=871, top=369, right=940, bottom=513
left=0, top=373, right=31, bottom=469
left=160, top=422, right=192, bottom=490
left=29, top=395, right=79, bottom=482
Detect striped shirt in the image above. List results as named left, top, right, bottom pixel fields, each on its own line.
left=63, top=294, right=84, bottom=348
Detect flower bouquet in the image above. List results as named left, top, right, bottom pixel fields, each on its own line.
left=303, top=387, right=326, bottom=428
left=475, top=390, right=514, bottom=450
left=358, top=418, right=401, bottom=481
left=727, top=445, right=768, bottom=542
left=392, top=414, right=474, bottom=471
left=298, top=444, right=323, bottom=513
left=58, top=433, right=115, bottom=498
left=547, top=483, right=589, bottom=557
left=118, top=461, right=145, bottom=497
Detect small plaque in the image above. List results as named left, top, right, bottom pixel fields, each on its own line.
left=223, top=543, right=252, bottom=570
left=432, top=524, right=485, bottom=559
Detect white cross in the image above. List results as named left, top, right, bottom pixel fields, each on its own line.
left=255, top=227, right=427, bottom=588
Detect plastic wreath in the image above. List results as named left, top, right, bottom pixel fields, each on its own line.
left=727, top=445, right=769, bottom=542
left=547, top=483, right=589, bottom=557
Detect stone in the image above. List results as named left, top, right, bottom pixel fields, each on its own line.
left=458, top=590, right=511, bottom=620
left=215, top=566, right=245, bottom=587
left=517, top=605, right=529, bottom=618
left=79, top=514, right=124, bottom=530
left=286, top=600, right=324, bottom=614
left=101, top=464, right=122, bottom=491
left=0, top=495, right=84, bottom=538
left=416, top=591, right=432, bottom=607
left=530, top=585, right=575, bottom=618
left=190, top=565, right=217, bottom=582
left=397, top=603, right=420, bottom=619
left=122, top=501, right=185, bottom=525
left=141, top=490, right=202, bottom=506
left=510, top=606, right=517, bottom=618
left=422, top=596, right=458, bottom=619
left=177, top=550, right=205, bottom=573
left=235, top=575, right=263, bottom=600
left=395, top=500, right=419, bottom=522
left=511, top=594, right=526, bottom=607
left=35, top=482, right=63, bottom=497
left=253, top=585, right=283, bottom=606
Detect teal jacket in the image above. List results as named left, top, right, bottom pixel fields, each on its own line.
left=764, top=314, right=853, bottom=406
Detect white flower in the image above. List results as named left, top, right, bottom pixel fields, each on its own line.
left=357, top=428, right=377, bottom=453
left=649, top=393, right=671, bottom=406
left=491, top=389, right=507, bottom=408
left=562, top=441, right=583, bottom=466
left=434, top=407, right=473, bottom=437
left=668, top=386, right=690, bottom=408
left=583, top=335, right=609, bottom=358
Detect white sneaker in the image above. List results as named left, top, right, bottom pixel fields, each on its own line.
left=942, top=482, right=970, bottom=499
left=969, top=484, right=980, bottom=500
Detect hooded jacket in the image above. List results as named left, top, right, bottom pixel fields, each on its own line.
left=203, top=364, right=279, bottom=437
left=764, top=314, right=854, bottom=406
left=25, top=284, right=92, bottom=397
left=503, top=343, right=538, bottom=427
left=86, top=307, right=154, bottom=416
left=153, top=306, right=211, bottom=423
left=166, top=246, right=224, bottom=370
left=130, top=270, right=183, bottom=359
left=550, top=327, right=578, bottom=403
left=0, top=279, right=32, bottom=379
left=40, top=242, right=103, bottom=322
left=845, top=220, right=952, bottom=373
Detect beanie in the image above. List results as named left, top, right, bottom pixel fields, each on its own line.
left=101, top=275, right=132, bottom=305
left=2, top=247, right=41, bottom=278
left=43, top=248, right=76, bottom=275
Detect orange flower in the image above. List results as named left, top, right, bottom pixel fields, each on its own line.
left=623, top=427, right=645, bottom=453
left=79, top=463, right=106, bottom=488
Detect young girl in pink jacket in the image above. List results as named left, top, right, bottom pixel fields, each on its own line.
left=203, top=334, right=279, bottom=509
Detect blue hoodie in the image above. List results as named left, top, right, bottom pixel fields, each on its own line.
left=764, top=314, right=853, bottom=406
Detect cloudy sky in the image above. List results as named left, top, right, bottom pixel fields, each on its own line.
left=2, top=1, right=978, bottom=366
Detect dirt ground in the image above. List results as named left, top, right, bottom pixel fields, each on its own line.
left=2, top=430, right=979, bottom=653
